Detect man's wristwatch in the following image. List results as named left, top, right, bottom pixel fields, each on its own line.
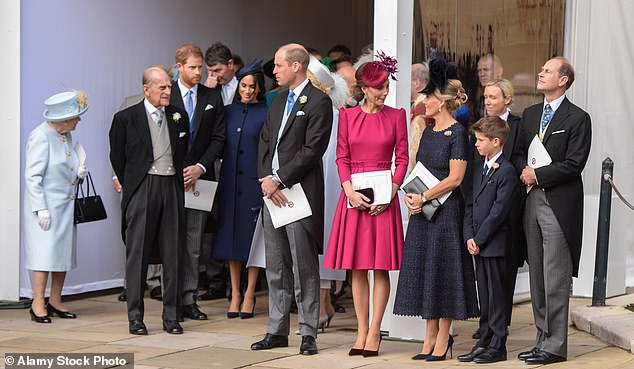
left=271, top=175, right=282, bottom=187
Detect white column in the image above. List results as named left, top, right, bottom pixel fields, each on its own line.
left=371, top=0, right=422, bottom=340
left=0, top=0, right=21, bottom=302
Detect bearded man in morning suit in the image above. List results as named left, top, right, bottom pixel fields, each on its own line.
left=110, top=66, right=189, bottom=335
left=170, top=43, right=226, bottom=321
left=514, top=57, right=591, bottom=365
left=250, top=44, right=333, bottom=355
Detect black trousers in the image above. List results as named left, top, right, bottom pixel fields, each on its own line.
left=476, top=255, right=508, bottom=350
left=125, top=174, right=181, bottom=321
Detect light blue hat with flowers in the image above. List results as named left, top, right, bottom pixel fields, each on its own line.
left=43, top=90, right=89, bottom=122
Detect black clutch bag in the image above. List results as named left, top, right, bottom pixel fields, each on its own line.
left=74, top=172, right=107, bottom=224
left=356, top=187, right=375, bottom=204
left=401, top=176, right=441, bottom=221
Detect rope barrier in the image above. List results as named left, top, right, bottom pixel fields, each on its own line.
left=604, top=174, right=634, bottom=210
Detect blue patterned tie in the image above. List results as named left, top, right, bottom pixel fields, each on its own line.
left=482, top=163, right=489, bottom=181
left=286, top=91, right=296, bottom=115
left=185, top=89, right=195, bottom=136
left=539, top=104, right=553, bottom=140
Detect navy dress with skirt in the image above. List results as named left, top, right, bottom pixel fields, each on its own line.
left=394, top=122, right=479, bottom=320
left=212, top=101, right=267, bottom=262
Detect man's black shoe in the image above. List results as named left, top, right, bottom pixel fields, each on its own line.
left=118, top=288, right=127, bottom=302
left=250, top=334, right=288, bottom=350
left=525, top=351, right=566, bottom=365
left=150, top=286, right=162, bottom=300
left=129, top=320, right=147, bottom=335
left=198, top=289, right=226, bottom=301
left=518, top=347, right=540, bottom=361
left=299, top=335, right=318, bottom=355
left=162, top=320, right=183, bottom=334
left=473, top=347, right=507, bottom=364
left=457, top=346, right=487, bottom=362
left=182, top=304, right=207, bottom=320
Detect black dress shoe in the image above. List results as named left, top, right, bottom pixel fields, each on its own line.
left=472, top=329, right=481, bottom=339
left=182, top=304, right=207, bottom=320
left=299, top=335, right=318, bottom=355
left=149, top=286, right=162, bottom=300
left=198, top=289, right=226, bottom=301
left=457, top=345, right=487, bottom=362
left=525, top=350, right=566, bottom=365
left=473, top=347, right=507, bottom=364
left=29, top=308, right=51, bottom=323
left=163, top=320, right=183, bottom=334
left=129, top=320, right=148, bottom=335
left=46, top=304, right=77, bottom=319
left=250, top=333, right=288, bottom=350
left=118, top=289, right=127, bottom=302
left=518, top=347, right=540, bottom=360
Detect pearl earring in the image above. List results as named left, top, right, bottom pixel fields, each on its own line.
left=438, top=105, right=442, bottom=112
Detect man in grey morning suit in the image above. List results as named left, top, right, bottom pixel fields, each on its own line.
left=514, top=57, right=592, bottom=365
left=109, top=66, right=189, bottom=335
left=170, top=43, right=226, bottom=321
left=250, top=44, right=333, bottom=355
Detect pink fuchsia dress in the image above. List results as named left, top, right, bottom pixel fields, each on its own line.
left=324, top=105, right=408, bottom=270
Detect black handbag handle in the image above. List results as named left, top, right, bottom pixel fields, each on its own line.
left=75, top=172, right=98, bottom=199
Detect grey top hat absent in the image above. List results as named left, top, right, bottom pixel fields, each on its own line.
left=43, top=90, right=89, bottom=122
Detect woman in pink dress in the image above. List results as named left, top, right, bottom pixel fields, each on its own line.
left=324, top=52, right=408, bottom=357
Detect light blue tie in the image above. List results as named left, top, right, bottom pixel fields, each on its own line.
left=286, top=91, right=296, bottom=115
left=539, top=104, right=553, bottom=140
left=185, top=89, right=195, bottom=136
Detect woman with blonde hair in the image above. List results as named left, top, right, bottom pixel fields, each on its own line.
left=394, top=59, right=479, bottom=361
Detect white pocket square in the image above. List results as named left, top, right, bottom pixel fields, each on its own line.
left=205, top=104, right=214, bottom=111
left=179, top=132, right=186, bottom=138
left=551, top=129, right=566, bottom=135
left=296, top=111, right=305, bottom=117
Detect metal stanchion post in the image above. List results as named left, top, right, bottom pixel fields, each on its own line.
left=591, top=157, right=613, bottom=306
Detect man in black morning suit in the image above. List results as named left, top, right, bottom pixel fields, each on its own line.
left=170, top=44, right=226, bottom=321
left=461, top=116, right=518, bottom=363
left=514, top=57, right=592, bottom=365
left=251, top=44, right=332, bottom=355
left=109, top=66, right=189, bottom=335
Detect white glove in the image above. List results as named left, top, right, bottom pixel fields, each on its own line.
left=37, top=209, right=51, bottom=231
left=78, top=164, right=88, bottom=179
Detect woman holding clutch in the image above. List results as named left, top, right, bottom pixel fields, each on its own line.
left=324, top=52, right=408, bottom=357
left=394, top=59, right=478, bottom=361
left=24, top=90, right=89, bottom=323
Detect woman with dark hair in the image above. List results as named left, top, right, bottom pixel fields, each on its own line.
left=394, top=59, right=479, bottom=361
left=212, top=60, right=267, bottom=319
left=325, top=52, right=408, bottom=357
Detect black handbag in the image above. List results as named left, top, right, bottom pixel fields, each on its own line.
left=401, top=176, right=442, bottom=221
left=74, top=172, right=107, bottom=224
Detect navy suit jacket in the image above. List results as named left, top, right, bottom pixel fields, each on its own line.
left=464, top=155, right=519, bottom=258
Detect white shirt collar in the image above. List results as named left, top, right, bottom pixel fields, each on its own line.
left=484, top=150, right=503, bottom=171
left=499, top=109, right=510, bottom=121
left=543, top=93, right=566, bottom=113
left=143, top=98, right=164, bottom=115
left=291, top=78, right=310, bottom=98
left=221, top=76, right=238, bottom=105
left=178, top=79, right=198, bottom=99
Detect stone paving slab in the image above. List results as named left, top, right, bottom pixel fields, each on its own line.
left=139, top=346, right=288, bottom=368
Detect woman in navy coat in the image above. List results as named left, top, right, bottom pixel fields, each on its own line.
left=212, top=61, right=267, bottom=319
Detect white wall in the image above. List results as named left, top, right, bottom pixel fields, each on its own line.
left=0, top=0, right=21, bottom=301
left=569, top=0, right=634, bottom=292
left=16, top=0, right=373, bottom=298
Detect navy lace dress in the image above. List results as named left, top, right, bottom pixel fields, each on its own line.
left=394, top=122, right=479, bottom=320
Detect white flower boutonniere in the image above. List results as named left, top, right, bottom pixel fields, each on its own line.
left=299, top=95, right=308, bottom=104
left=172, top=112, right=181, bottom=123
left=444, top=130, right=453, bottom=137
left=491, top=162, right=500, bottom=170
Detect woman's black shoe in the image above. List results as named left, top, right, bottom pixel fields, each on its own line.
left=30, top=308, right=51, bottom=323
left=426, top=335, right=453, bottom=361
left=46, top=304, right=77, bottom=319
left=240, top=296, right=256, bottom=319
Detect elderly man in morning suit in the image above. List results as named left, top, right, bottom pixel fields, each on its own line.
left=514, top=57, right=591, bottom=365
left=250, top=44, right=333, bottom=355
left=109, top=66, right=189, bottom=335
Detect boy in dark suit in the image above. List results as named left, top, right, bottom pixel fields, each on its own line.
left=459, top=115, right=518, bottom=363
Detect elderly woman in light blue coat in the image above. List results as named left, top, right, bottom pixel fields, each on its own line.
left=24, top=90, right=88, bottom=323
